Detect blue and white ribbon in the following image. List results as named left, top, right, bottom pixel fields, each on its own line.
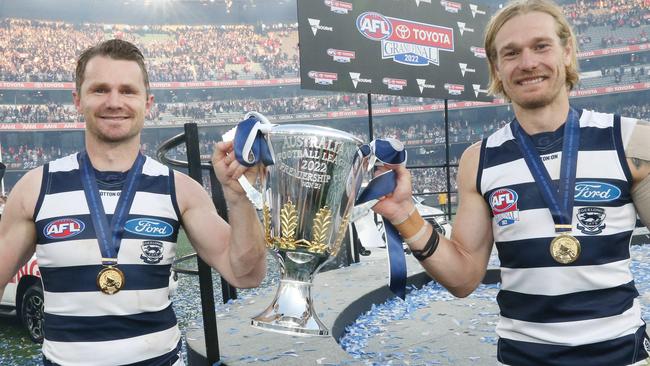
left=233, top=111, right=275, bottom=167
left=356, top=138, right=408, bottom=299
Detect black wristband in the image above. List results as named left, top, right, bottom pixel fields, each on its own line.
left=411, top=228, right=439, bottom=261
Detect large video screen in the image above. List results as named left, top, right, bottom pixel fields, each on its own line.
left=298, top=0, right=492, bottom=101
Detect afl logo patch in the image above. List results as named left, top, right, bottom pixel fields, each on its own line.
left=489, top=188, right=518, bottom=214
left=489, top=188, right=520, bottom=227
left=44, top=218, right=85, bottom=239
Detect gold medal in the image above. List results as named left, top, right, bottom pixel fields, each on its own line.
left=550, top=233, right=581, bottom=264
left=97, top=266, right=125, bottom=295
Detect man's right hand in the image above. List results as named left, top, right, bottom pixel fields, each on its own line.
left=370, top=164, right=417, bottom=225
left=211, top=140, right=263, bottom=204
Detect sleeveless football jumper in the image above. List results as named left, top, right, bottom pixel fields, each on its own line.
left=478, top=109, right=648, bottom=366
left=34, top=153, right=183, bottom=366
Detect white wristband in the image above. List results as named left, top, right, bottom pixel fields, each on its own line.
left=392, top=205, right=417, bottom=225
left=403, top=222, right=430, bottom=245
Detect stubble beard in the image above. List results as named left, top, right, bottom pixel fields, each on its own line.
left=90, top=119, right=142, bottom=145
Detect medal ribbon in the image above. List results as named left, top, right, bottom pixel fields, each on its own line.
left=510, top=108, right=580, bottom=233
left=232, top=113, right=409, bottom=299
left=79, top=151, right=145, bottom=266
left=355, top=138, right=408, bottom=300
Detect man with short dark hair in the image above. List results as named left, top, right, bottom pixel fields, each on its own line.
left=0, top=39, right=267, bottom=365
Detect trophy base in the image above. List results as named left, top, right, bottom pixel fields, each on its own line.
left=251, top=279, right=328, bottom=337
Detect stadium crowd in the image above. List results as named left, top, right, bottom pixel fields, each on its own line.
left=1, top=0, right=649, bottom=83
left=0, top=18, right=298, bottom=82
left=565, top=0, right=649, bottom=33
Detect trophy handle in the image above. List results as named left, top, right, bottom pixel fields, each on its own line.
left=221, top=111, right=273, bottom=210
left=237, top=175, right=263, bottom=210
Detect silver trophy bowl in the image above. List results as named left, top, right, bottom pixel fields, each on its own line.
left=251, top=124, right=364, bottom=336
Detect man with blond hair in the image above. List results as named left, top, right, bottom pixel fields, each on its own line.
left=372, top=1, right=650, bottom=364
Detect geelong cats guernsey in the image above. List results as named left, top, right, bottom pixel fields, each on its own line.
left=478, top=109, right=648, bottom=366
left=34, top=153, right=183, bottom=366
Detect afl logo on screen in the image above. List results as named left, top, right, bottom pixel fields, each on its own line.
left=489, top=188, right=518, bottom=214
left=356, top=12, right=392, bottom=41
left=44, top=218, right=85, bottom=239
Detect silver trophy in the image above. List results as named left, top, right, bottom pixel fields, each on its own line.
left=249, top=124, right=365, bottom=336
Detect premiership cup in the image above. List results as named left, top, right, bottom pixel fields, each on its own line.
left=250, top=124, right=365, bottom=336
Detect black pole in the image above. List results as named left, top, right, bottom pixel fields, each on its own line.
left=208, top=168, right=238, bottom=302
left=367, top=92, right=374, bottom=141
left=443, top=99, right=452, bottom=221
left=183, top=123, right=221, bottom=364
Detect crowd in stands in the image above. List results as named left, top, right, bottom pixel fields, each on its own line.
left=565, top=0, right=649, bottom=33
left=0, top=18, right=298, bottom=82
left=0, top=103, right=80, bottom=123
left=1, top=0, right=649, bottom=83
left=0, top=94, right=420, bottom=124
left=4, top=95, right=650, bottom=194
left=0, top=145, right=77, bottom=169
left=163, top=94, right=368, bottom=119
left=410, top=167, right=459, bottom=195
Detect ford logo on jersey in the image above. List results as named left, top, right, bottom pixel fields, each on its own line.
left=44, top=218, right=85, bottom=239
left=575, top=182, right=621, bottom=202
left=124, top=218, right=173, bottom=237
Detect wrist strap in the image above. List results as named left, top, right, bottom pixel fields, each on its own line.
left=392, top=205, right=417, bottom=225
left=392, top=208, right=425, bottom=239
left=404, top=222, right=430, bottom=245
left=411, top=229, right=440, bottom=261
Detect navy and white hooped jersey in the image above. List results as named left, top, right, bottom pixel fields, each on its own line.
left=34, top=153, right=183, bottom=366
left=478, top=109, right=648, bottom=366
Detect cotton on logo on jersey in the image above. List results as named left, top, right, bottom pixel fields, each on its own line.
left=44, top=218, right=85, bottom=239
left=489, top=188, right=520, bottom=226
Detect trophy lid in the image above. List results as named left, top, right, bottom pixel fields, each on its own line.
left=270, top=124, right=363, bottom=145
